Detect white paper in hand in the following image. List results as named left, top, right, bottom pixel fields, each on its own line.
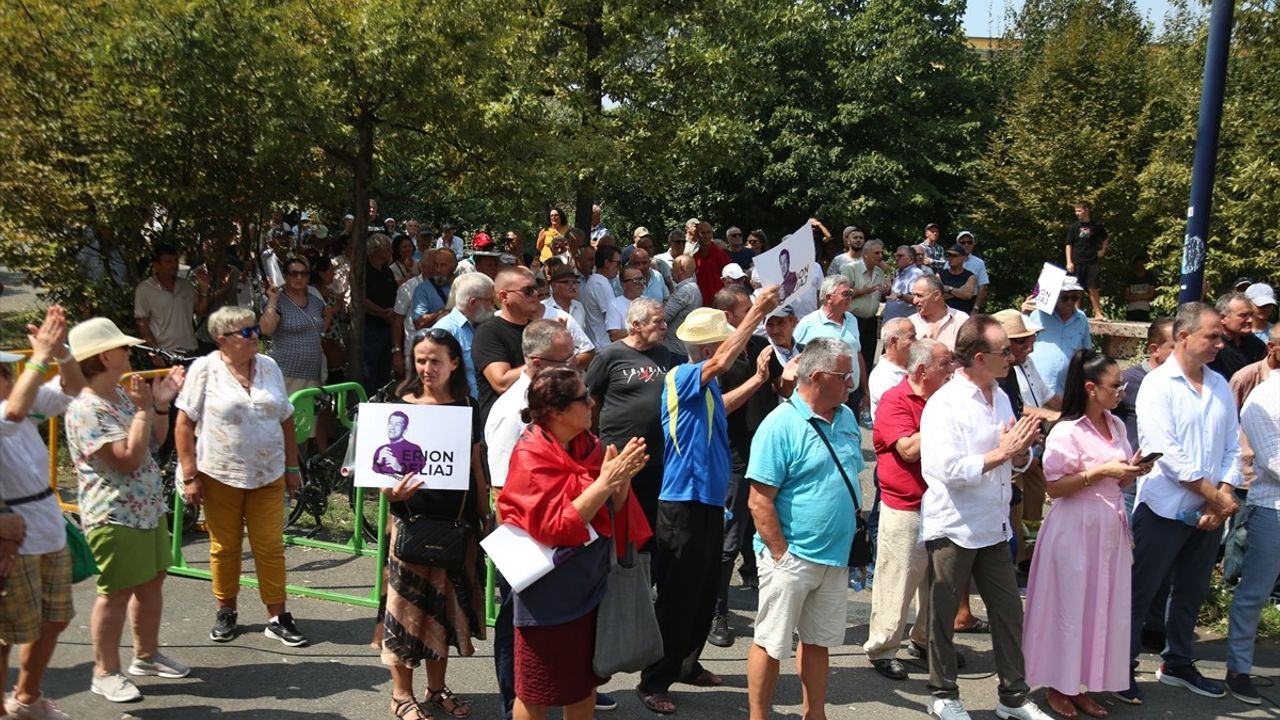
left=480, top=523, right=599, bottom=593
left=1033, top=263, right=1068, bottom=314
left=753, top=221, right=817, bottom=310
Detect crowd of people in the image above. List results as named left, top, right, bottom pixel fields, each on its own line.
left=0, top=200, right=1276, bottom=720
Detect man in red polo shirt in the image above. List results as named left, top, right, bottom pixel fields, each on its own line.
left=692, top=221, right=730, bottom=306
left=863, top=338, right=956, bottom=680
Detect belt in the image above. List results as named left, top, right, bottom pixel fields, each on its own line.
left=4, top=487, right=55, bottom=507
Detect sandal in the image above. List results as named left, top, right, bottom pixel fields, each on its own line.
left=426, top=686, right=472, bottom=719
left=1071, top=694, right=1108, bottom=718
left=680, top=669, right=723, bottom=687
left=392, top=696, right=433, bottom=720
left=954, top=618, right=990, bottom=634
left=1046, top=689, right=1078, bottom=719
left=637, top=689, right=676, bottom=715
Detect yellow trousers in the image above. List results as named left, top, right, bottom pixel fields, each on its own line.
left=202, top=475, right=287, bottom=606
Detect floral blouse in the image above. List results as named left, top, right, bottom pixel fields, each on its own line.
left=65, top=387, right=166, bottom=531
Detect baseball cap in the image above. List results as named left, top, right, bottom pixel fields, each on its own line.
left=1234, top=277, right=1253, bottom=291
left=956, top=230, right=974, bottom=242
left=946, top=243, right=969, bottom=256
left=632, top=226, right=651, bottom=240
left=1061, top=276, right=1085, bottom=293
left=472, top=233, right=495, bottom=251
left=722, top=263, right=746, bottom=280
left=1245, top=282, right=1277, bottom=307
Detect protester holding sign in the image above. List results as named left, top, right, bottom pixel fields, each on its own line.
left=379, top=328, right=489, bottom=720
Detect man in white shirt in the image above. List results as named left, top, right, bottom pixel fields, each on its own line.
left=1224, top=372, right=1280, bottom=704
left=653, top=231, right=686, bottom=287
left=920, top=315, right=1047, bottom=720
left=868, top=317, right=915, bottom=417
left=606, top=265, right=646, bottom=342
left=543, top=267, right=589, bottom=328
left=1125, top=302, right=1242, bottom=704
left=435, top=223, right=464, bottom=259
left=581, top=245, right=621, bottom=349
left=909, top=275, right=969, bottom=352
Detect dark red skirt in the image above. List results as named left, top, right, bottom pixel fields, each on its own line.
left=514, top=608, right=608, bottom=706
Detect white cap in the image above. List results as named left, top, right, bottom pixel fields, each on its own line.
left=1061, top=276, right=1085, bottom=293
left=1245, top=282, right=1276, bottom=307
left=721, top=263, right=746, bottom=280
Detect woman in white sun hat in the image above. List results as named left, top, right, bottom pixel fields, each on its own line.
left=63, top=317, right=188, bottom=704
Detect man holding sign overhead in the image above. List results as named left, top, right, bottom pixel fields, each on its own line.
left=1025, top=276, right=1092, bottom=396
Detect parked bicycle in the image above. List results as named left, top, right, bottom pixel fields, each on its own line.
left=285, top=379, right=399, bottom=543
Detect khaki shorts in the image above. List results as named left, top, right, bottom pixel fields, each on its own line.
left=284, top=377, right=321, bottom=399
left=0, top=547, right=74, bottom=645
left=752, top=549, right=848, bottom=661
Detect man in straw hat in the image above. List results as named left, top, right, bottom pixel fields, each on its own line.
left=637, top=285, right=780, bottom=715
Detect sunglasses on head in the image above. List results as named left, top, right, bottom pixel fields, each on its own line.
left=222, top=325, right=261, bottom=339
left=413, top=327, right=452, bottom=344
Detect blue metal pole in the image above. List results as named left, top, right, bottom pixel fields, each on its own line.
left=1178, top=0, right=1236, bottom=304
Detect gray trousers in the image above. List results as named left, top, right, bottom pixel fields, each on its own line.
left=926, top=538, right=1029, bottom=706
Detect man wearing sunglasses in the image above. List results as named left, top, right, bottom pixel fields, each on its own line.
left=1024, top=276, right=1092, bottom=396
left=606, top=266, right=647, bottom=343
left=473, top=266, right=545, bottom=425
left=956, top=231, right=990, bottom=313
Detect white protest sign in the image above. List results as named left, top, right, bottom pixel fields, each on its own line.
left=353, top=402, right=473, bottom=490
left=1032, top=263, right=1068, bottom=314
left=753, top=221, right=816, bottom=310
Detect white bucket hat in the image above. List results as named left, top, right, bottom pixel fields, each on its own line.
left=68, top=318, right=144, bottom=362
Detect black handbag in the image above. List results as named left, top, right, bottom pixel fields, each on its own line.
left=806, top=417, right=873, bottom=568
left=394, top=485, right=471, bottom=569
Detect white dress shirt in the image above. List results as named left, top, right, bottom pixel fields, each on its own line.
left=394, top=274, right=424, bottom=363
left=1014, top=360, right=1052, bottom=409
left=868, top=358, right=908, bottom=418
left=606, top=295, right=633, bottom=335
left=1135, top=356, right=1244, bottom=520
left=543, top=296, right=588, bottom=330
left=920, top=369, right=1020, bottom=549
left=581, top=273, right=616, bottom=349
left=540, top=304, right=596, bottom=357
left=1241, top=373, right=1280, bottom=510
left=484, top=371, right=531, bottom=488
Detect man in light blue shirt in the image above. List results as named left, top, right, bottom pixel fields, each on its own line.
left=428, top=272, right=495, bottom=400
left=793, top=274, right=868, bottom=405
left=1025, top=276, right=1092, bottom=395
left=957, top=231, right=990, bottom=312
left=1125, top=302, right=1242, bottom=704
left=745, top=337, right=861, bottom=717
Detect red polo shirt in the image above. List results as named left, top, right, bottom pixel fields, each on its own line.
left=694, top=242, right=730, bottom=306
left=872, top=377, right=928, bottom=511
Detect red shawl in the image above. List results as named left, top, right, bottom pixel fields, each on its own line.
left=497, top=423, right=653, bottom=557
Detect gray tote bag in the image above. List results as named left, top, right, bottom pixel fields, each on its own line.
left=592, top=510, right=663, bottom=676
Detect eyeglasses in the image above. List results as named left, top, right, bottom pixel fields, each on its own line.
left=413, top=327, right=452, bottom=343
left=285, top=270, right=310, bottom=278
left=625, top=277, right=646, bottom=286
left=223, top=325, right=261, bottom=339
left=529, top=354, right=573, bottom=367
left=983, top=345, right=1013, bottom=357
left=1060, top=294, right=1082, bottom=302
left=958, top=240, right=974, bottom=245
left=1010, top=335, right=1034, bottom=345
left=569, top=391, right=592, bottom=406
left=815, top=370, right=854, bottom=383
left=839, top=290, right=855, bottom=299
left=1102, top=382, right=1128, bottom=393
left=506, top=285, right=538, bottom=298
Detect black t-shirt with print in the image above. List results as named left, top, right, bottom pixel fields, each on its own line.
left=585, top=341, right=672, bottom=469
left=1065, top=221, right=1108, bottom=264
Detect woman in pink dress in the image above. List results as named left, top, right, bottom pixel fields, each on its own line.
left=1023, top=349, right=1155, bottom=718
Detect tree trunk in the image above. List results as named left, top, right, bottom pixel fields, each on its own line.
left=346, top=109, right=374, bottom=385
left=573, top=1, right=605, bottom=234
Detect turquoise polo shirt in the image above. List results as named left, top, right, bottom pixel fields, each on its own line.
left=430, top=308, right=478, bottom=399
left=1025, top=308, right=1092, bottom=396
left=794, top=309, right=862, bottom=352
left=659, top=361, right=730, bottom=507
left=747, top=393, right=862, bottom=567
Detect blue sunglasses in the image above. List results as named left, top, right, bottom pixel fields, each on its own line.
left=222, top=325, right=261, bottom=339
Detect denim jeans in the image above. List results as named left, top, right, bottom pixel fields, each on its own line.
left=1227, top=506, right=1280, bottom=674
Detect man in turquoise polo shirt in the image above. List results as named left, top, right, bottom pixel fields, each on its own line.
left=637, top=285, right=780, bottom=715
left=1024, top=276, right=1092, bottom=395
left=745, top=337, right=862, bottom=720
left=794, top=274, right=870, bottom=412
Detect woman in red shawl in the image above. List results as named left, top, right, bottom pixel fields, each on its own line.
left=497, top=367, right=651, bottom=720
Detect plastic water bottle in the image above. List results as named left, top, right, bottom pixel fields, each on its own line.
left=1176, top=509, right=1202, bottom=527
left=859, top=407, right=873, bottom=429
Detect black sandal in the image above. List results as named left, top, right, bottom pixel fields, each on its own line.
left=392, top=696, right=432, bottom=720
left=426, top=687, right=471, bottom=718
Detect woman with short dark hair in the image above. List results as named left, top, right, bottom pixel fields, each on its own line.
left=497, top=367, right=650, bottom=720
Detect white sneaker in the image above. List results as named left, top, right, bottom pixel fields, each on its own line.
left=928, top=697, right=972, bottom=720
left=128, top=652, right=191, bottom=678
left=90, top=672, right=142, bottom=703
left=4, top=693, right=71, bottom=720
left=996, top=700, right=1053, bottom=720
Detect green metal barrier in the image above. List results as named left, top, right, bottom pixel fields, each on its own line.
left=166, top=381, right=391, bottom=609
